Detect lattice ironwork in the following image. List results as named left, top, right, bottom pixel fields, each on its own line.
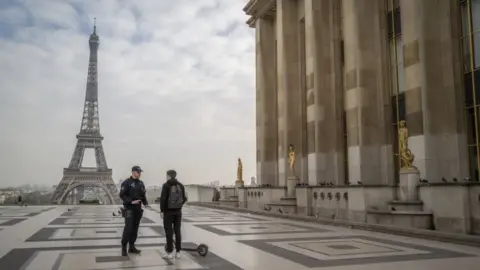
left=51, top=22, right=120, bottom=205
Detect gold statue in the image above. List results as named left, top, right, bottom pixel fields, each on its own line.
left=288, top=144, right=296, bottom=176
left=398, top=120, right=415, bottom=169
left=237, top=158, right=243, bottom=181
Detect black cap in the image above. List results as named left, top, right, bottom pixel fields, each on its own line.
left=132, top=166, right=143, bottom=172
left=166, top=170, right=177, bottom=178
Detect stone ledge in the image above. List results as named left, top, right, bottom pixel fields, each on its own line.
left=219, top=199, right=238, bottom=202
left=418, top=182, right=480, bottom=187
left=390, top=200, right=424, bottom=205
left=298, top=184, right=398, bottom=189
left=240, top=186, right=286, bottom=190
left=367, top=210, right=432, bottom=216
left=280, top=196, right=296, bottom=201
left=267, top=201, right=296, bottom=206
left=189, top=202, right=480, bottom=248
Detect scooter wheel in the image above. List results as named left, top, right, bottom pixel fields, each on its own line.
left=197, top=244, right=209, bottom=257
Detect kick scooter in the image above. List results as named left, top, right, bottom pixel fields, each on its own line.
left=164, top=238, right=209, bottom=257
left=162, top=215, right=209, bottom=256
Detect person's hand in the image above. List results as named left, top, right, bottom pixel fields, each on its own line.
left=131, top=200, right=141, bottom=205
left=160, top=213, right=164, bottom=219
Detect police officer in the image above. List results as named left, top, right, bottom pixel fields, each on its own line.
left=119, top=166, right=149, bottom=256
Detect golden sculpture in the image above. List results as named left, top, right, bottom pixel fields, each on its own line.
left=237, top=158, right=243, bottom=181
left=398, top=120, right=416, bottom=169
left=288, top=144, right=296, bottom=176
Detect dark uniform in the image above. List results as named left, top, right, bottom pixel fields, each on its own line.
left=119, top=167, right=148, bottom=255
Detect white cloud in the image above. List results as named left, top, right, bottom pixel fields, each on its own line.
left=0, top=0, right=256, bottom=187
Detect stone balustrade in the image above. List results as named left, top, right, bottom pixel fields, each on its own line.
left=218, top=182, right=480, bottom=234
left=239, top=186, right=286, bottom=210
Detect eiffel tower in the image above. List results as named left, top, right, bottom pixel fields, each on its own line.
left=51, top=20, right=120, bottom=205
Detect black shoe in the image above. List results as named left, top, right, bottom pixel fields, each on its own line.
left=121, top=245, right=128, bottom=256
left=129, top=246, right=141, bottom=254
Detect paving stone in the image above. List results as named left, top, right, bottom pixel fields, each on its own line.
left=0, top=205, right=479, bottom=269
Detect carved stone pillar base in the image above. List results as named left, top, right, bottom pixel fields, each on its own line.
left=399, top=167, right=420, bottom=202
left=286, top=176, right=299, bottom=198
left=235, top=180, right=244, bottom=188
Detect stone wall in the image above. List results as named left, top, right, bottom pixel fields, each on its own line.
left=419, top=184, right=480, bottom=234
left=295, top=184, right=479, bottom=234
left=296, top=186, right=395, bottom=223
left=296, top=187, right=311, bottom=216
left=184, top=185, right=216, bottom=203
left=470, top=185, right=480, bottom=234
left=219, top=183, right=480, bottom=234
left=240, top=186, right=286, bottom=210
left=219, top=187, right=236, bottom=200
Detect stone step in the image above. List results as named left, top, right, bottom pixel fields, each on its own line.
left=279, top=196, right=297, bottom=203
left=219, top=199, right=238, bottom=208
left=266, top=198, right=297, bottom=214
left=389, top=200, right=424, bottom=211
left=366, top=210, right=433, bottom=230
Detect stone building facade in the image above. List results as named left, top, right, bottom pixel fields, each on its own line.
left=245, top=0, right=480, bottom=186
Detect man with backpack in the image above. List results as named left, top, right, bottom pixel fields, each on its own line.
left=160, top=169, right=187, bottom=259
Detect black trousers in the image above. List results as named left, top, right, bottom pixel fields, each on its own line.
left=164, top=211, right=182, bottom=253
left=121, top=209, right=143, bottom=246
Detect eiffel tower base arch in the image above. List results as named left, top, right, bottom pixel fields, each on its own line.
left=51, top=169, right=121, bottom=205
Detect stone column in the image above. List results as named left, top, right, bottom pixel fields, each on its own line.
left=343, top=0, right=394, bottom=185
left=304, top=0, right=345, bottom=185
left=400, top=0, right=468, bottom=182
left=255, top=18, right=278, bottom=186
left=276, top=0, right=304, bottom=185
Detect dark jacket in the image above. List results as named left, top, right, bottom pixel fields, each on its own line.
left=160, top=178, right=187, bottom=213
left=119, top=177, right=148, bottom=210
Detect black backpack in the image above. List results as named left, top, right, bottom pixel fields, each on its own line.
left=167, top=184, right=184, bottom=209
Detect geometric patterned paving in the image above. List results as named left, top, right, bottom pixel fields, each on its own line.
left=0, top=207, right=55, bottom=217
left=0, top=244, right=242, bottom=270
left=195, top=222, right=329, bottom=235
left=0, top=218, right=26, bottom=226
left=0, top=206, right=244, bottom=269
left=239, top=235, right=475, bottom=268
left=0, top=206, right=56, bottom=227
left=0, top=205, right=479, bottom=269
left=182, top=215, right=265, bottom=223
left=48, top=216, right=155, bottom=225
left=26, top=226, right=165, bottom=241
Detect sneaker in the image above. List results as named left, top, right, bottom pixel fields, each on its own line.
left=163, top=253, right=173, bottom=259
left=175, top=252, right=181, bottom=259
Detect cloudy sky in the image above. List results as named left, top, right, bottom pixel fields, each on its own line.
left=0, top=0, right=256, bottom=187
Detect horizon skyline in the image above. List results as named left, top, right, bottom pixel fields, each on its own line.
left=0, top=1, right=256, bottom=188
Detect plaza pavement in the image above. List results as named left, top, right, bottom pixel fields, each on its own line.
left=0, top=204, right=479, bottom=269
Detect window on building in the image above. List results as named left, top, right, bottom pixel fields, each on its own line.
left=387, top=1, right=401, bottom=39
left=387, top=0, right=404, bottom=182
left=299, top=18, right=308, bottom=178
left=341, top=57, right=348, bottom=184
left=339, top=0, right=349, bottom=184
left=460, top=0, right=480, bottom=180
